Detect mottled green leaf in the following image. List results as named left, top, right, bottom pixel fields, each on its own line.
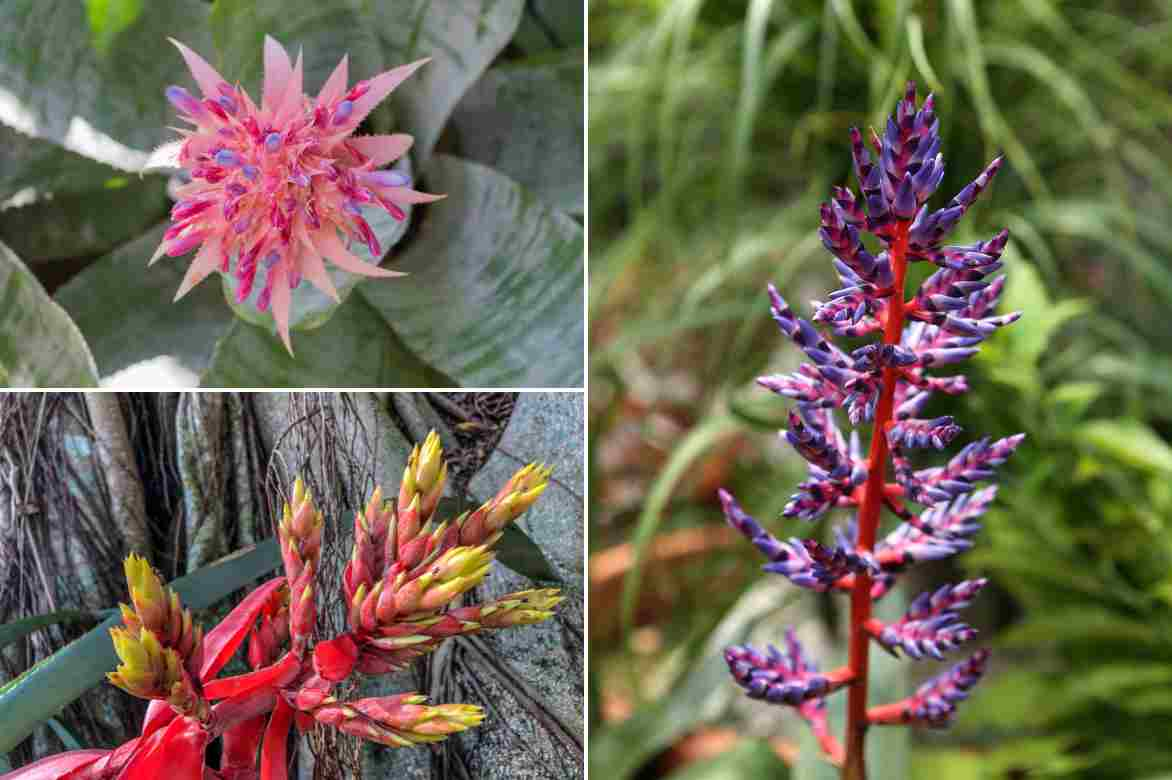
left=450, top=55, right=584, bottom=214
left=0, top=240, right=98, bottom=387
left=0, top=0, right=212, bottom=162
left=512, top=0, right=585, bottom=53
left=0, top=126, right=124, bottom=201
left=368, top=0, right=524, bottom=163
left=54, top=224, right=235, bottom=383
left=0, top=176, right=167, bottom=262
left=208, top=0, right=383, bottom=101
left=200, top=293, right=453, bottom=388
left=360, top=155, right=584, bottom=387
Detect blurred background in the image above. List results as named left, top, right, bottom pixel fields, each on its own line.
left=588, top=1, right=1172, bottom=778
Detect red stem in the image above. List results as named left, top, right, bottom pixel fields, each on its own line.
left=841, top=223, right=910, bottom=780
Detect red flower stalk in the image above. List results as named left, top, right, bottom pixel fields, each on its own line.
left=722, top=83, right=1023, bottom=778
left=2, top=430, right=561, bottom=780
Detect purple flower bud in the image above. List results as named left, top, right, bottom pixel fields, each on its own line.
left=365, top=170, right=412, bottom=188
left=214, top=149, right=240, bottom=167
left=265, top=132, right=282, bottom=152
left=165, top=85, right=204, bottom=117
left=332, top=99, right=354, bottom=125
left=892, top=173, right=917, bottom=218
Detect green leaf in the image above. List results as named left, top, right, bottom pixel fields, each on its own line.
left=0, top=539, right=281, bottom=754
left=360, top=155, right=584, bottom=387
left=495, top=524, right=559, bottom=583
left=665, top=740, right=790, bottom=780
left=1073, top=419, right=1172, bottom=474
left=0, top=0, right=213, bottom=162
left=435, top=495, right=558, bottom=582
left=983, top=249, right=1089, bottom=376
left=54, top=224, right=235, bottom=382
left=200, top=292, right=454, bottom=387
left=512, top=0, right=584, bottom=54
left=0, top=125, right=126, bottom=201
left=0, top=610, right=110, bottom=651
left=0, top=240, right=98, bottom=387
left=208, top=0, right=384, bottom=107
left=368, top=0, right=524, bottom=164
left=449, top=55, right=584, bottom=214
left=0, top=176, right=167, bottom=263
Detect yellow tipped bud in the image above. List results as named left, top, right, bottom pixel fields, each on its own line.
left=107, top=627, right=191, bottom=703
left=509, top=463, right=552, bottom=494
left=398, top=460, right=417, bottom=507
left=416, top=430, right=444, bottom=488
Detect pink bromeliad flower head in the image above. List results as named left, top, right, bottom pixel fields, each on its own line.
left=153, top=35, right=444, bottom=354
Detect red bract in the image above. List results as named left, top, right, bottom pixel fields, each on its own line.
left=1, top=752, right=109, bottom=780
left=200, top=577, right=289, bottom=681
left=2, top=431, right=562, bottom=779
left=312, top=634, right=358, bottom=682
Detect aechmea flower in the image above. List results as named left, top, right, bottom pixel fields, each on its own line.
left=154, top=36, right=445, bottom=354
left=721, top=83, right=1024, bottom=769
left=398, top=430, right=448, bottom=523
left=15, top=436, right=565, bottom=780
left=446, top=461, right=552, bottom=548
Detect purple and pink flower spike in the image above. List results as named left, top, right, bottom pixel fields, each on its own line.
left=152, top=35, right=445, bottom=354
left=720, top=82, right=1022, bottom=778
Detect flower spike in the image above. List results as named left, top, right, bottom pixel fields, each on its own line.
left=721, top=82, right=1020, bottom=772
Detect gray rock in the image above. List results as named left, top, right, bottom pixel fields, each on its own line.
left=456, top=392, right=585, bottom=777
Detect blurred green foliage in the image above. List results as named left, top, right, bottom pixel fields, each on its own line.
left=589, top=1, right=1172, bottom=778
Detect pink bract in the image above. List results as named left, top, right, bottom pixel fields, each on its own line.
left=153, top=35, right=445, bottom=354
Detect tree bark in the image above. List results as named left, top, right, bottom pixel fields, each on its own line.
left=83, top=394, right=149, bottom=556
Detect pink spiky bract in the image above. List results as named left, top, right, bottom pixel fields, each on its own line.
left=155, top=35, right=446, bottom=355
